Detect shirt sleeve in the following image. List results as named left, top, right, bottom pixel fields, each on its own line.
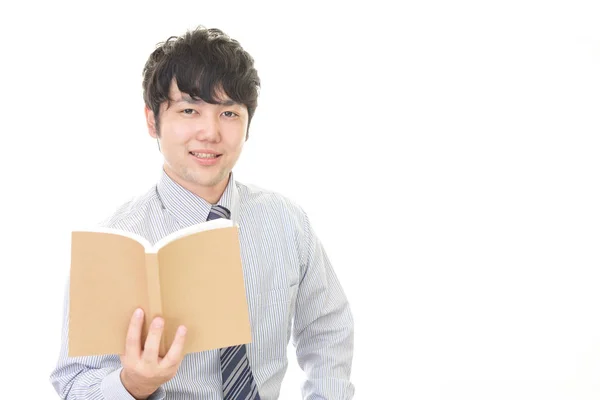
left=49, top=279, right=166, bottom=400
left=292, top=210, right=355, bottom=399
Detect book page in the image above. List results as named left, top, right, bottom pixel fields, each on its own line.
left=69, top=231, right=149, bottom=356
left=150, top=218, right=234, bottom=253
left=157, top=226, right=252, bottom=354
left=72, top=226, right=152, bottom=249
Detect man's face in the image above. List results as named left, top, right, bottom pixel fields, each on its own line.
left=146, top=80, right=248, bottom=198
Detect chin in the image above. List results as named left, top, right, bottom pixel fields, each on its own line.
left=186, top=170, right=227, bottom=187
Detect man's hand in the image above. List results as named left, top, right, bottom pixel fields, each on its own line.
left=119, top=308, right=187, bottom=400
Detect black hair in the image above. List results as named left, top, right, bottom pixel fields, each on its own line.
left=142, top=26, right=260, bottom=139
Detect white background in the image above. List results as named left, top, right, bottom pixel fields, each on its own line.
left=1, top=0, right=600, bottom=399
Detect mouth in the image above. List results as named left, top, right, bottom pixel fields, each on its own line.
left=189, top=151, right=222, bottom=159
left=189, top=151, right=222, bottom=166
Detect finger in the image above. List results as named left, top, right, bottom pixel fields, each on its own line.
left=160, top=325, right=187, bottom=368
left=142, top=316, right=164, bottom=364
left=124, top=308, right=144, bottom=359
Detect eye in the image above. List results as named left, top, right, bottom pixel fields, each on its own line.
left=182, top=109, right=197, bottom=115
left=222, top=111, right=238, bottom=118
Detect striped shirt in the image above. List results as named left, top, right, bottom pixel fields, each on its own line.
left=49, top=169, right=355, bottom=399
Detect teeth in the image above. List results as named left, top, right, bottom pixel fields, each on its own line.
left=191, top=152, right=218, bottom=159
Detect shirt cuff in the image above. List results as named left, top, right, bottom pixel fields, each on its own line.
left=101, top=367, right=166, bottom=400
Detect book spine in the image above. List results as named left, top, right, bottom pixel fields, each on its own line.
left=145, top=253, right=167, bottom=357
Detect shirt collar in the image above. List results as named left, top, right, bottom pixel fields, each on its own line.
left=156, top=168, right=239, bottom=227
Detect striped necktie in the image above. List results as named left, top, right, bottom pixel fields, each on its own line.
left=207, top=205, right=261, bottom=400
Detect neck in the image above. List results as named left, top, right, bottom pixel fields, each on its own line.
left=163, top=166, right=229, bottom=205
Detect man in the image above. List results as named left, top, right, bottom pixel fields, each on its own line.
left=50, top=26, right=354, bottom=400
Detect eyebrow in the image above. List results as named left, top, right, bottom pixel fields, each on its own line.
left=177, top=94, right=240, bottom=107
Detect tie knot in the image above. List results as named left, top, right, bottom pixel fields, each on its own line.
left=207, top=205, right=231, bottom=221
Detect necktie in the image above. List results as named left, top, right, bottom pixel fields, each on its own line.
left=207, top=205, right=261, bottom=400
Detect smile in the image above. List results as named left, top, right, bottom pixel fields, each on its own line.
left=190, top=152, right=222, bottom=159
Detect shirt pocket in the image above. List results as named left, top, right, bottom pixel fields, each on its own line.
left=249, top=285, right=296, bottom=360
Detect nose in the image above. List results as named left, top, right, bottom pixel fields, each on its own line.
left=195, top=112, right=221, bottom=142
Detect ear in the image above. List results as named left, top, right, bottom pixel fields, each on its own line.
left=145, top=106, right=158, bottom=138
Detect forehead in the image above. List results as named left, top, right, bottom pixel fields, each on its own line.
left=168, top=79, right=235, bottom=104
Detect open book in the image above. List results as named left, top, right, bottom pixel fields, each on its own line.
left=68, top=218, right=251, bottom=357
